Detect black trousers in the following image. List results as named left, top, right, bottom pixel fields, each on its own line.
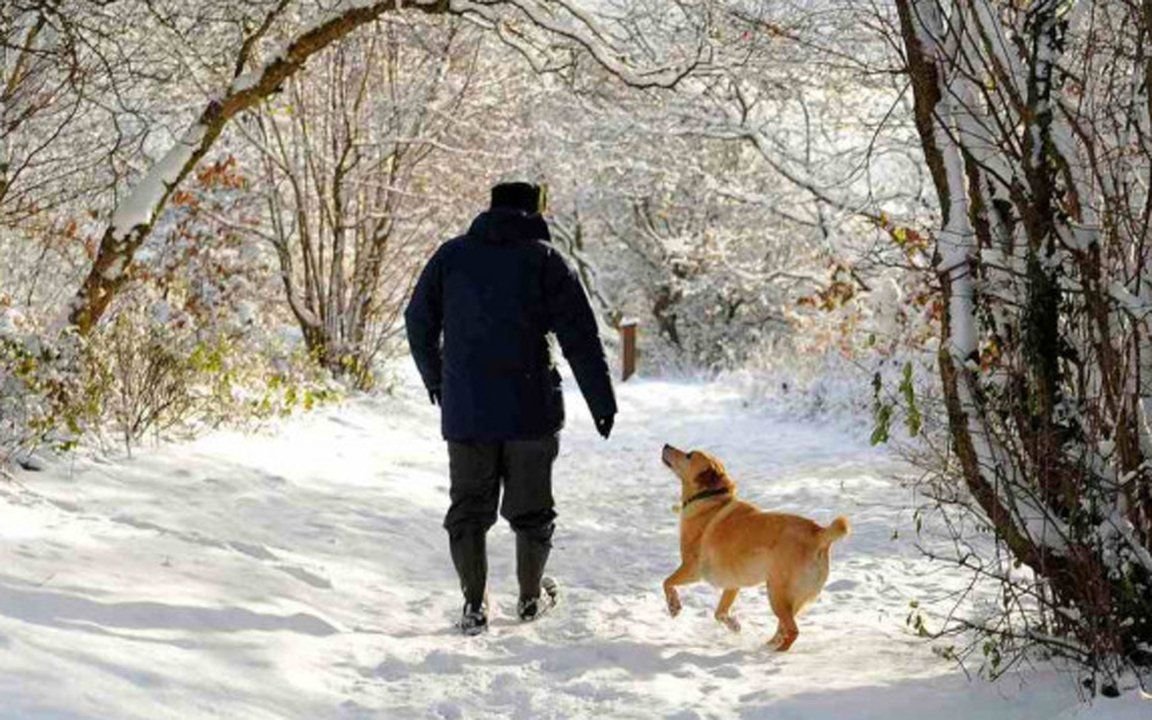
left=445, top=436, right=559, bottom=607
left=444, top=435, right=559, bottom=540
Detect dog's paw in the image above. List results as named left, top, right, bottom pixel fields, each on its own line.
left=768, top=632, right=796, bottom=652
left=665, top=592, right=682, bottom=618
left=718, top=614, right=741, bottom=633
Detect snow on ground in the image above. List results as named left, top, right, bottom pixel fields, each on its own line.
left=1, top=373, right=1148, bottom=719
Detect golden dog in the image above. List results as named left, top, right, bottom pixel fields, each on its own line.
left=661, top=444, right=849, bottom=651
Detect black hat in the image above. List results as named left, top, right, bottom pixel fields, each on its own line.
left=491, top=182, right=542, bottom=214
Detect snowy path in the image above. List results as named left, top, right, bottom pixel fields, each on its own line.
left=1, top=376, right=1146, bottom=719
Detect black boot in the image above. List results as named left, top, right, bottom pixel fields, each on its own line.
left=458, top=600, right=488, bottom=636
left=516, top=531, right=557, bottom=622
left=518, top=577, right=558, bottom=622
left=449, top=529, right=488, bottom=634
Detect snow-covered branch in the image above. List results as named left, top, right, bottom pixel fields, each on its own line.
left=67, top=0, right=456, bottom=335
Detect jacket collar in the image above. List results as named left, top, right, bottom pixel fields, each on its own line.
left=467, top=209, right=551, bottom=244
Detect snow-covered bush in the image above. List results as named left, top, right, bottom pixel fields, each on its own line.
left=79, top=155, right=341, bottom=453
left=728, top=243, right=945, bottom=445
left=0, top=147, right=339, bottom=461
left=1, top=287, right=339, bottom=462
left=0, top=306, right=94, bottom=465
left=82, top=297, right=338, bottom=454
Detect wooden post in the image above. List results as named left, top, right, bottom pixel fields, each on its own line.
left=619, top=319, right=638, bottom=382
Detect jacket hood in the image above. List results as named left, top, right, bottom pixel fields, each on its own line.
left=467, top=209, right=551, bottom=245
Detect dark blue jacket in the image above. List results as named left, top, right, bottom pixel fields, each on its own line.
left=405, top=209, right=617, bottom=442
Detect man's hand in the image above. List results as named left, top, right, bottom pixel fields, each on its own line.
left=594, top=414, right=614, bottom=440
left=428, top=388, right=441, bottom=406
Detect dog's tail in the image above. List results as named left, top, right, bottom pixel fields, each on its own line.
left=818, top=516, right=850, bottom=547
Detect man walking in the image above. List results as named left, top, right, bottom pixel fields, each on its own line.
left=405, top=182, right=617, bottom=635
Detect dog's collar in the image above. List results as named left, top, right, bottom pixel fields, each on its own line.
left=682, top=487, right=730, bottom=510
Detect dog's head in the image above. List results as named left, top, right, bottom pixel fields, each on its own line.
left=661, top=444, right=735, bottom=500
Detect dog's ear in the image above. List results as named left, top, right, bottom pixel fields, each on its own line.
left=698, top=466, right=724, bottom=488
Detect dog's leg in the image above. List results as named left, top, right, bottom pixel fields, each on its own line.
left=662, top=562, right=699, bottom=618
left=714, top=589, right=741, bottom=633
left=766, top=582, right=799, bottom=652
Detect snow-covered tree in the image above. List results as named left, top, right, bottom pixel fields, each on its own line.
left=233, top=18, right=487, bottom=387
left=894, top=0, right=1152, bottom=680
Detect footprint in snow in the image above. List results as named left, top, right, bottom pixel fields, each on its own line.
left=824, top=578, right=859, bottom=592
left=276, top=564, right=333, bottom=589
left=228, top=540, right=278, bottom=561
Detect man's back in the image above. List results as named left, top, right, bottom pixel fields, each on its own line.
left=405, top=207, right=616, bottom=442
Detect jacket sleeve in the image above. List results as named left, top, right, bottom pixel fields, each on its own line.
left=404, top=249, right=444, bottom=393
left=542, top=246, right=617, bottom=419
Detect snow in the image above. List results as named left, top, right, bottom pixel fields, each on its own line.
left=931, top=87, right=977, bottom=360
left=1109, top=281, right=1152, bottom=319
left=0, top=307, right=27, bottom=337
left=1, top=372, right=1148, bottom=719
left=109, top=124, right=208, bottom=243
left=230, top=72, right=260, bottom=94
